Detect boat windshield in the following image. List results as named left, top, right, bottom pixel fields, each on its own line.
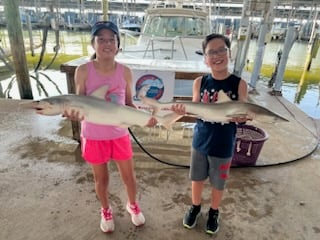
left=143, top=16, right=206, bottom=37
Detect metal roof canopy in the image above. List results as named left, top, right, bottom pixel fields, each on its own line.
left=0, top=0, right=318, bottom=20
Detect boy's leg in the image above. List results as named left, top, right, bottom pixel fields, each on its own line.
left=206, top=155, right=232, bottom=235
left=183, top=148, right=208, bottom=229
left=183, top=180, right=204, bottom=229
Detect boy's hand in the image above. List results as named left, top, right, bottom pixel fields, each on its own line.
left=171, top=103, right=186, bottom=115
left=229, top=115, right=253, bottom=124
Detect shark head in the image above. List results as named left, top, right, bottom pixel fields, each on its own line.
left=20, top=97, right=66, bottom=116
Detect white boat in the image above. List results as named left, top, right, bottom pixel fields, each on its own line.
left=118, top=0, right=212, bottom=62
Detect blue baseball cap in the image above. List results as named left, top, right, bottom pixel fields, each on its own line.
left=91, top=21, right=120, bottom=47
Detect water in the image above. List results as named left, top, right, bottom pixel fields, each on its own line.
left=281, top=82, right=320, bottom=119
left=0, top=29, right=319, bottom=119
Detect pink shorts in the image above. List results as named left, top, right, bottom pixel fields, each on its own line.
left=81, top=135, right=133, bottom=164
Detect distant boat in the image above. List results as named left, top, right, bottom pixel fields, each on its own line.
left=120, top=20, right=141, bottom=33
left=65, top=21, right=91, bottom=31
left=118, top=0, right=212, bottom=62
left=64, top=11, right=91, bottom=31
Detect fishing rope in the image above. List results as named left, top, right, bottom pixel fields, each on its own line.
left=128, top=127, right=190, bottom=168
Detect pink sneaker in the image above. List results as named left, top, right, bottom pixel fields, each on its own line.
left=126, top=202, right=145, bottom=226
left=100, top=207, right=115, bottom=233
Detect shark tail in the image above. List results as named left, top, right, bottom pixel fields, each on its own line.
left=156, top=112, right=183, bottom=130
left=140, top=97, right=162, bottom=115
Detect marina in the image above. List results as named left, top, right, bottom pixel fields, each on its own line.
left=0, top=1, right=320, bottom=239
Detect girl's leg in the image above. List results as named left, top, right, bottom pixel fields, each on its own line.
left=115, top=159, right=137, bottom=204
left=91, top=163, right=110, bottom=208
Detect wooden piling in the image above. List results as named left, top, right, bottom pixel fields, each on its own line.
left=4, top=0, right=33, bottom=99
left=102, top=0, right=109, bottom=21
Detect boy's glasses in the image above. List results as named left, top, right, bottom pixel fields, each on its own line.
left=205, top=48, right=228, bottom=58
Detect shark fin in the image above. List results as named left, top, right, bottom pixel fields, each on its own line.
left=216, top=90, right=232, bottom=103
left=90, top=85, right=109, bottom=99
left=140, top=96, right=161, bottom=115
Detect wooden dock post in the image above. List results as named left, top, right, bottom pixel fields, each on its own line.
left=102, top=0, right=109, bottom=21
left=4, top=0, right=33, bottom=99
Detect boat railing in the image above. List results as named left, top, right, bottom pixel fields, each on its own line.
left=143, top=35, right=188, bottom=60
left=120, top=30, right=188, bottom=60
left=120, top=29, right=141, bottom=50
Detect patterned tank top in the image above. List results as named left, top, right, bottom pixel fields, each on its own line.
left=81, top=61, right=129, bottom=140
left=192, top=74, right=241, bottom=157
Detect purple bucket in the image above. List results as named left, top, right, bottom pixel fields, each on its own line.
left=232, top=124, right=268, bottom=166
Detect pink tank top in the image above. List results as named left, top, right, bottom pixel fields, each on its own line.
left=81, top=61, right=129, bottom=140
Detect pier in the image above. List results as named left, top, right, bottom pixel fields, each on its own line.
left=0, top=1, right=320, bottom=239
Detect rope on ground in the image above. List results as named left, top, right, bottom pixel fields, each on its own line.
left=128, top=127, right=190, bottom=168
left=129, top=122, right=318, bottom=170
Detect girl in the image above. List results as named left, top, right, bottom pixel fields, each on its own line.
left=64, top=21, right=156, bottom=233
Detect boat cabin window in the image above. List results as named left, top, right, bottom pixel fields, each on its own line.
left=143, top=16, right=205, bottom=37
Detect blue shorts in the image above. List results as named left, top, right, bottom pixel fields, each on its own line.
left=190, top=148, right=232, bottom=190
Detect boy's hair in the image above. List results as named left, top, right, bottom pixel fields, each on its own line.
left=202, top=33, right=231, bottom=54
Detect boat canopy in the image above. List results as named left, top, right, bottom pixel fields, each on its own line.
left=142, top=0, right=210, bottom=38
left=143, top=13, right=208, bottom=37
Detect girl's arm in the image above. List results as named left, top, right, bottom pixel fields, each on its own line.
left=123, top=65, right=136, bottom=108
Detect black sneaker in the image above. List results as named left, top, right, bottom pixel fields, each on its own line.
left=206, top=208, right=219, bottom=235
left=183, top=205, right=201, bottom=229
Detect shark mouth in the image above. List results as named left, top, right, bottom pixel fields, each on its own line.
left=33, top=101, right=44, bottom=111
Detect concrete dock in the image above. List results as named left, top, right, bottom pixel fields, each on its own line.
left=0, top=80, right=319, bottom=240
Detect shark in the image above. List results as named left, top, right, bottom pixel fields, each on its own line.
left=20, top=86, right=182, bottom=129
left=139, top=90, right=289, bottom=124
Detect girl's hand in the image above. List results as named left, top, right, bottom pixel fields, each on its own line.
left=145, top=117, right=157, bottom=127
left=62, top=109, right=84, bottom=122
